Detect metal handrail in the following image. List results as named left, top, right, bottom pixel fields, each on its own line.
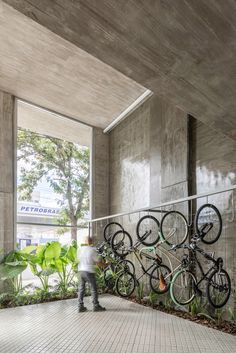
left=89, top=185, right=236, bottom=223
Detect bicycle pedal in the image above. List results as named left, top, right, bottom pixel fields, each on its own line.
left=194, top=287, right=202, bottom=296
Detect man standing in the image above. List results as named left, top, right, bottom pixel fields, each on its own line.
left=77, top=236, right=106, bottom=312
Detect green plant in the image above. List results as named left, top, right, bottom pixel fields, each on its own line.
left=22, top=243, right=57, bottom=292
left=0, top=250, right=28, bottom=294
left=0, top=292, right=15, bottom=308
left=228, top=308, right=235, bottom=322
left=188, top=297, right=206, bottom=317
left=215, top=307, right=227, bottom=325
left=52, top=242, right=78, bottom=294
left=162, top=292, right=173, bottom=310
left=148, top=291, right=158, bottom=307
left=136, top=281, right=144, bottom=302
left=197, top=312, right=215, bottom=321
left=229, top=289, right=236, bottom=322
left=95, top=266, right=106, bottom=292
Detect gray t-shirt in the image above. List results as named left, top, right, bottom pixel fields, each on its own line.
left=77, top=245, right=99, bottom=273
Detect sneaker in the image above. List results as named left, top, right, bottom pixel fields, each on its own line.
left=78, top=305, right=87, bottom=313
left=93, top=304, right=106, bottom=312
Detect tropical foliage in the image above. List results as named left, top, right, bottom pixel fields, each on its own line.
left=0, top=241, right=78, bottom=300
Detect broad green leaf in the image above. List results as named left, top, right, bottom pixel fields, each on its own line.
left=5, top=260, right=27, bottom=267
left=45, top=242, right=61, bottom=260
left=66, top=246, right=76, bottom=262
left=20, top=245, right=37, bottom=254
left=4, top=251, right=21, bottom=263
left=54, top=259, right=64, bottom=273
left=29, top=263, right=38, bottom=275
left=0, top=264, right=27, bottom=280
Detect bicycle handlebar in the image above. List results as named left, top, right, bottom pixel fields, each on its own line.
left=171, top=225, right=213, bottom=251
left=170, top=243, right=192, bottom=251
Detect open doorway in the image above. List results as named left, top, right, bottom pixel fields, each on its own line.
left=16, top=100, right=92, bottom=250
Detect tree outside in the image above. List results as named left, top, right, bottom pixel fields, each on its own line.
left=17, top=128, right=90, bottom=241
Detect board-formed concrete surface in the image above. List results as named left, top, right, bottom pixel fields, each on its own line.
left=4, top=0, right=236, bottom=140
left=0, top=295, right=235, bottom=353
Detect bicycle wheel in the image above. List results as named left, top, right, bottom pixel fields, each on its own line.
left=160, top=211, right=188, bottom=246
left=170, top=269, right=196, bottom=306
left=149, top=264, right=172, bottom=294
left=111, top=230, right=133, bottom=257
left=194, top=204, right=222, bottom=244
left=104, top=268, right=115, bottom=289
left=136, top=215, right=160, bottom=246
left=207, top=269, right=231, bottom=308
left=116, top=271, right=136, bottom=297
left=115, top=259, right=135, bottom=275
left=103, top=222, right=123, bottom=243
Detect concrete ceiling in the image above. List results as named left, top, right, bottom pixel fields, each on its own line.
left=0, top=1, right=147, bottom=129
left=3, top=0, right=236, bottom=140
left=17, top=100, right=92, bottom=147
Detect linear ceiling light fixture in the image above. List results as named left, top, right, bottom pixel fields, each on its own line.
left=103, top=89, right=153, bottom=133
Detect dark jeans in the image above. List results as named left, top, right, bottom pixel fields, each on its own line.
left=78, top=271, right=99, bottom=306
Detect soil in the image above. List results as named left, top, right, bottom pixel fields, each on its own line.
left=126, top=297, right=236, bottom=336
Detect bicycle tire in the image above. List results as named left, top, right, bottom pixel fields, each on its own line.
left=116, top=271, right=136, bottom=297
left=160, top=211, right=188, bottom=246
left=207, top=269, right=231, bottom=308
left=170, top=269, right=196, bottom=306
left=149, top=264, right=172, bottom=294
left=103, top=268, right=115, bottom=289
left=115, top=259, right=135, bottom=275
left=194, top=204, right=222, bottom=244
left=103, top=222, right=124, bottom=243
left=136, top=215, right=160, bottom=246
left=111, top=230, right=133, bottom=257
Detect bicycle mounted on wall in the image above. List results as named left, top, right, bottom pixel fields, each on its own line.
left=97, top=203, right=231, bottom=308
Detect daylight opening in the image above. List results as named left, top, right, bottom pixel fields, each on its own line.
left=16, top=100, right=92, bottom=251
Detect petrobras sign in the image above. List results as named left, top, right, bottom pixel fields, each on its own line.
left=18, top=205, right=60, bottom=216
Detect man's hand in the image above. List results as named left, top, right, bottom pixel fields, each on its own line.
left=97, top=259, right=107, bottom=269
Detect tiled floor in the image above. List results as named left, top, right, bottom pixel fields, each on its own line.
left=0, top=294, right=235, bottom=353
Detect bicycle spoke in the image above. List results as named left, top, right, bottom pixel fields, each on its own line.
left=170, top=270, right=196, bottom=306
left=207, top=270, right=231, bottom=308
left=116, top=272, right=135, bottom=297
left=195, top=204, right=222, bottom=244
left=160, top=211, right=188, bottom=246
left=137, top=215, right=160, bottom=246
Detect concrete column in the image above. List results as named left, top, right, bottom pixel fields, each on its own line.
left=90, top=127, right=109, bottom=242
left=0, top=91, right=15, bottom=261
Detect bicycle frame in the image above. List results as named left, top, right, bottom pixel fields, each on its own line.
left=190, top=245, right=219, bottom=288
left=131, top=250, right=159, bottom=282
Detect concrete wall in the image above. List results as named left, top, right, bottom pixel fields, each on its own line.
left=109, top=95, right=188, bottom=214
left=108, top=96, right=236, bottom=301
left=191, top=118, right=236, bottom=300
left=109, top=95, right=188, bottom=291
left=110, top=98, right=152, bottom=213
